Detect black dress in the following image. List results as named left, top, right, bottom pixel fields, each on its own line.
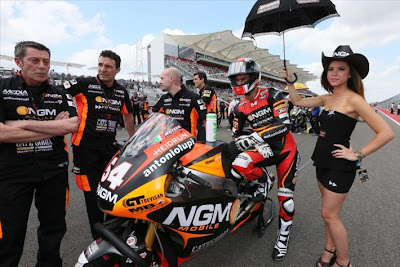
left=311, top=110, right=358, bottom=193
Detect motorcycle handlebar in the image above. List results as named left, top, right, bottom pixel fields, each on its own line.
left=181, top=169, right=212, bottom=188
left=94, top=223, right=149, bottom=267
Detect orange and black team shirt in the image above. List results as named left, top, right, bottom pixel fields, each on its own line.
left=0, top=75, right=77, bottom=181
left=62, top=76, right=133, bottom=147
left=152, top=87, right=206, bottom=139
left=200, top=85, right=217, bottom=113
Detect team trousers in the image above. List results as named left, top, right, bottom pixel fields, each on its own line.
left=0, top=172, right=68, bottom=267
left=72, top=145, right=116, bottom=239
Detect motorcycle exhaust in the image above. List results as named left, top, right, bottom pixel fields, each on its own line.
left=235, top=194, right=264, bottom=222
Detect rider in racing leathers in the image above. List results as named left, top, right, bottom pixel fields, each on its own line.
left=228, top=58, right=299, bottom=261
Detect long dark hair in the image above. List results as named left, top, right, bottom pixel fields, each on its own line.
left=321, top=62, right=365, bottom=99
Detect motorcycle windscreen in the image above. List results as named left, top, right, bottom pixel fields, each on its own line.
left=97, top=113, right=196, bottom=218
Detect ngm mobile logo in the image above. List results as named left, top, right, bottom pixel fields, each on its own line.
left=163, top=202, right=234, bottom=232
left=95, top=96, right=122, bottom=106
left=16, top=106, right=56, bottom=117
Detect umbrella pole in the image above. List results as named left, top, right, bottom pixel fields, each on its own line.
left=282, top=31, right=298, bottom=84
left=283, top=31, right=286, bottom=68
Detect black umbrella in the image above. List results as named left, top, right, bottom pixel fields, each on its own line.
left=242, top=0, right=339, bottom=82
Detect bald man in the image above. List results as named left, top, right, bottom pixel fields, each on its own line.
left=152, top=67, right=206, bottom=140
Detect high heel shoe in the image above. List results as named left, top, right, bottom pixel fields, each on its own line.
left=316, top=248, right=336, bottom=267
left=335, top=260, right=351, bottom=267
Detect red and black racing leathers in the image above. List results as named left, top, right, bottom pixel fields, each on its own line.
left=63, top=76, right=133, bottom=239
left=0, top=74, right=77, bottom=266
left=232, top=87, right=299, bottom=238
left=152, top=86, right=206, bottom=140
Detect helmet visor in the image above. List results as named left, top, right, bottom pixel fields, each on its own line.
left=228, top=60, right=259, bottom=77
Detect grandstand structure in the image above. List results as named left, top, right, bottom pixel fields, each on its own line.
left=146, top=30, right=317, bottom=95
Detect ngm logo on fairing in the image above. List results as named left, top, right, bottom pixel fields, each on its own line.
left=163, top=202, right=233, bottom=227
left=16, top=106, right=56, bottom=116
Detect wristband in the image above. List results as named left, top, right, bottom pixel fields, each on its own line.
left=354, top=150, right=365, bottom=160
left=286, top=80, right=295, bottom=85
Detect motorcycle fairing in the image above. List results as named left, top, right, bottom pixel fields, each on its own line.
left=106, top=174, right=173, bottom=219
left=180, top=141, right=226, bottom=178
left=146, top=176, right=239, bottom=258
left=98, top=128, right=195, bottom=214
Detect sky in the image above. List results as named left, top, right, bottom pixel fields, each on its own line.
left=1, top=0, right=399, bottom=102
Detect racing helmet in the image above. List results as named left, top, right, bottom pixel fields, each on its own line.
left=227, top=58, right=261, bottom=95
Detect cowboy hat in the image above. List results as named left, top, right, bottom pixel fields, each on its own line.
left=322, top=45, right=369, bottom=79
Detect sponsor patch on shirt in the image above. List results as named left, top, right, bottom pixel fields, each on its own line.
left=63, top=81, right=71, bottom=89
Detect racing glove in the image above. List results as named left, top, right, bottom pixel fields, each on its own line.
left=255, top=143, right=274, bottom=158
left=235, top=132, right=264, bottom=151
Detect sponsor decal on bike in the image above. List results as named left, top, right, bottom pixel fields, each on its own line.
left=97, top=185, right=119, bottom=204
left=143, top=138, right=195, bottom=177
left=123, top=194, right=164, bottom=207
left=152, top=132, right=190, bottom=156
left=191, top=229, right=229, bottom=253
left=164, top=125, right=182, bottom=137
left=163, top=202, right=233, bottom=231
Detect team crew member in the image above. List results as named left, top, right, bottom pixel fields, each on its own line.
left=193, top=71, right=217, bottom=113
left=228, top=58, right=299, bottom=261
left=63, top=50, right=135, bottom=239
left=153, top=67, right=206, bottom=140
left=0, top=41, right=78, bottom=267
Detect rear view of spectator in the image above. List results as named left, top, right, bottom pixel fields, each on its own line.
left=130, top=91, right=141, bottom=124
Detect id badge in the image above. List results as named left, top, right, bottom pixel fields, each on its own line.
left=358, top=168, right=369, bottom=183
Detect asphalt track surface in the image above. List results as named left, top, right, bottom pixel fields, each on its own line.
left=19, top=111, right=399, bottom=267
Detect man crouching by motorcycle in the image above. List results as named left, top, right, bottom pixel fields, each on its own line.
left=228, top=58, right=299, bottom=261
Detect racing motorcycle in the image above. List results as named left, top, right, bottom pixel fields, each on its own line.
left=290, top=107, right=309, bottom=133
left=75, top=113, right=275, bottom=267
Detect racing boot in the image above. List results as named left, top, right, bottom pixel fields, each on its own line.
left=272, top=187, right=294, bottom=261
left=253, top=170, right=275, bottom=200
left=272, top=217, right=292, bottom=261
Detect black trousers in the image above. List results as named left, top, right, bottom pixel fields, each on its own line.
left=0, top=172, right=68, bottom=267
left=72, top=145, right=116, bottom=239
left=132, top=108, right=141, bottom=124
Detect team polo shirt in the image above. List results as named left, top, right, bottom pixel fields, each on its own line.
left=152, top=87, right=206, bottom=137
left=63, top=76, right=133, bottom=147
left=0, top=75, right=77, bottom=181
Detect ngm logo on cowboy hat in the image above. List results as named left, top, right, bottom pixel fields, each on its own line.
left=333, top=51, right=350, bottom=57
